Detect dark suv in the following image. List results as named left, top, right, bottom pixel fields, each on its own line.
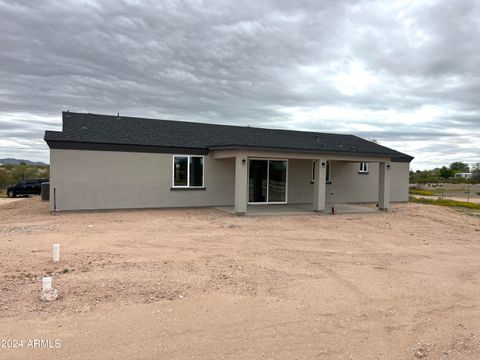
left=7, top=178, right=49, bottom=198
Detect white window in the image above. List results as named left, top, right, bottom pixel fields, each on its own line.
left=311, top=160, right=331, bottom=183
left=172, top=155, right=204, bottom=187
left=359, top=162, right=368, bottom=173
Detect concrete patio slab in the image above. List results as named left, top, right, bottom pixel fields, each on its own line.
left=216, top=203, right=378, bottom=216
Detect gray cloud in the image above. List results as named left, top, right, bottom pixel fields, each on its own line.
left=0, top=0, right=479, bottom=169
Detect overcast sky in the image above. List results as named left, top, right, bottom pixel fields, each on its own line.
left=0, top=0, right=479, bottom=169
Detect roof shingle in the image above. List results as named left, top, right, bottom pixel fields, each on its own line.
left=44, top=112, right=413, bottom=161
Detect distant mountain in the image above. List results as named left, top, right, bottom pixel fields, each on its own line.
left=0, top=158, right=48, bottom=166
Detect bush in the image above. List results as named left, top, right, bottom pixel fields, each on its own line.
left=0, top=164, right=49, bottom=190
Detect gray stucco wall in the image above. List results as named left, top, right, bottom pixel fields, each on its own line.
left=49, top=149, right=409, bottom=211
left=326, top=161, right=408, bottom=203
left=49, top=149, right=235, bottom=211
left=286, top=160, right=409, bottom=204
left=287, top=159, right=313, bottom=203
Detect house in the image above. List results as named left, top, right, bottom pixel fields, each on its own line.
left=44, top=112, right=413, bottom=214
left=455, top=172, right=472, bottom=179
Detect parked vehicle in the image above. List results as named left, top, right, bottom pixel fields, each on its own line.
left=6, top=178, right=49, bottom=198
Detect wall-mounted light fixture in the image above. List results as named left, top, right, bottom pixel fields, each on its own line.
left=321, top=162, right=326, bottom=167
left=242, top=159, right=246, bottom=164
left=387, top=164, right=391, bottom=169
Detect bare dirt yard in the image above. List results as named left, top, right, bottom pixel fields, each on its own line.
left=1, top=198, right=480, bottom=360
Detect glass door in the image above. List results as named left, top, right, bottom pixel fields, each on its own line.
left=249, top=160, right=268, bottom=203
left=248, top=159, right=287, bottom=203
left=268, top=160, right=287, bottom=203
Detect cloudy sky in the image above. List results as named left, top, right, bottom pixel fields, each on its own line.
left=1, top=0, right=479, bottom=169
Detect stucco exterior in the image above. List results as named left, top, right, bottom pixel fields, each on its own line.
left=49, top=149, right=235, bottom=211
left=285, top=159, right=408, bottom=204
left=50, top=149, right=409, bottom=211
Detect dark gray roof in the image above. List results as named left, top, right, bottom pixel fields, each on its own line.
left=44, top=112, right=413, bottom=162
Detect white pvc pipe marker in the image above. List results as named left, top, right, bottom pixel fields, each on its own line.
left=42, top=276, right=52, bottom=291
left=52, top=244, right=60, bottom=262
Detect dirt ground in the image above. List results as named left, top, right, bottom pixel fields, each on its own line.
left=1, top=198, right=479, bottom=360
left=0, top=198, right=25, bottom=206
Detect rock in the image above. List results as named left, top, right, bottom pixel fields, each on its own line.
left=414, top=348, right=426, bottom=358
left=41, top=288, right=58, bottom=302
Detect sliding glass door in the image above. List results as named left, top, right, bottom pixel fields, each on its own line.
left=248, top=159, right=287, bottom=204
left=268, top=160, right=287, bottom=202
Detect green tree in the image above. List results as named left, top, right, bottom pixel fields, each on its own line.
left=409, top=169, right=441, bottom=184
left=0, top=164, right=50, bottom=192
left=439, top=166, right=455, bottom=180
left=438, top=166, right=456, bottom=199
left=449, top=162, right=470, bottom=173
left=0, top=168, right=9, bottom=189
left=9, top=164, right=37, bottom=182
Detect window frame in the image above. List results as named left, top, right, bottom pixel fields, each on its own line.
left=247, top=158, right=289, bottom=205
left=172, top=155, right=205, bottom=188
left=359, top=162, right=369, bottom=174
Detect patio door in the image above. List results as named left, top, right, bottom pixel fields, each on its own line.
left=248, top=159, right=287, bottom=204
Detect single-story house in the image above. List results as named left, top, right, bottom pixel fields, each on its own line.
left=455, top=172, right=472, bottom=179
left=44, top=112, right=413, bottom=214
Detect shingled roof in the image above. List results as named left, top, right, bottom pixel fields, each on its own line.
left=44, top=112, right=413, bottom=162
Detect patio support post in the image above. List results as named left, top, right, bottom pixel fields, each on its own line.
left=378, top=161, right=391, bottom=210
left=234, top=154, right=248, bottom=215
left=313, top=158, right=327, bottom=212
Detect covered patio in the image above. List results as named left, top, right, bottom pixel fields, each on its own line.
left=211, top=149, right=392, bottom=216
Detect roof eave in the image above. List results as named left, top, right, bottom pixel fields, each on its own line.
left=207, top=144, right=410, bottom=160
left=45, top=139, right=209, bottom=155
